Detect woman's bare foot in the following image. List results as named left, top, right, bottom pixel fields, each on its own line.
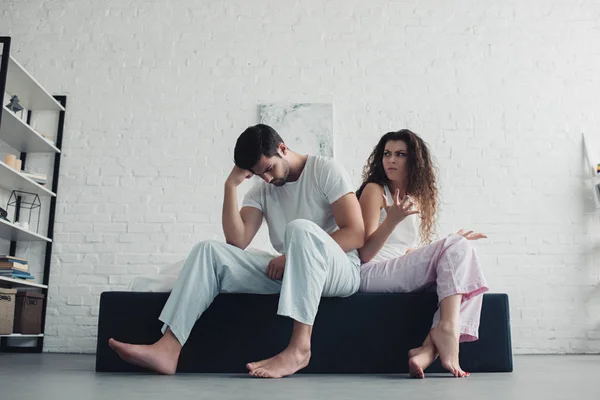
left=408, top=344, right=438, bottom=379
left=430, top=322, right=469, bottom=377
left=108, top=338, right=180, bottom=375
left=246, top=346, right=311, bottom=378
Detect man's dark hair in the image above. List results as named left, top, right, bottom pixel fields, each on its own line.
left=234, top=124, right=284, bottom=171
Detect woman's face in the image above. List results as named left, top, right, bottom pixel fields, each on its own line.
left=382, top=140, right=409, bottom=181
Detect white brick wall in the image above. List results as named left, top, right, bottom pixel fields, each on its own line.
left=1, top=0, right=600, bottom=354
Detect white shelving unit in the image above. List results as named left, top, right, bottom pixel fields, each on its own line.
left=0, top=36, right=66, bottom=352
left=0, top=160, right=55, bottom=197
left=0, top=276, right=48, bottom=289
left=0, top=106, right=60, bottom=153
left=583, top=133, right=600, bottom=209
left=4, top=56, right=64, bottom=111
left=0, top=218, right=51, bottom=242
left=0, top=334, right=44, bottom=338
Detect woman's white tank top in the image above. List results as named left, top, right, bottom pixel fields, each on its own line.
left=369, top=185, right=420, bottom=263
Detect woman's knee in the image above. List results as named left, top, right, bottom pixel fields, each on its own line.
left=444, top=234, right=476, bottom=262
left=446, top=234, right=470, bottom=247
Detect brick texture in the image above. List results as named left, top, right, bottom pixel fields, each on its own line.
left=1, top=0, right=599, bottom=354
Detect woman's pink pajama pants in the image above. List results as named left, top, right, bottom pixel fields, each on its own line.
left=359, top=234, right=488, bottom=342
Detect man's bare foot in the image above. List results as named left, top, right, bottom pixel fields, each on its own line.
left=430, top=322, right=469, bottom=378
left=408, top=344, right=438, bottom=379
left=108, top=338, right=179, bottom=375
left=246, top=346, right=311, bottom=378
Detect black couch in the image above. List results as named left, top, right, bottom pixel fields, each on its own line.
left=96, top=292, right=512, bottom=374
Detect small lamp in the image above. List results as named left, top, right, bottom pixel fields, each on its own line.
left=5, top=95, right=24, bottom=116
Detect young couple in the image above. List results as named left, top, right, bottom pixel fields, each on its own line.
left=109, top=124, right=488, bottom=379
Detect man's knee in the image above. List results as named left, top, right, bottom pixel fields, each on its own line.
left=193, top=239, right=221, bottom=253
left=191, top=239, right=230, bottom=269
left=285, top=219, right=318, bottom=236
left=284, top=219, right=321, bottom=245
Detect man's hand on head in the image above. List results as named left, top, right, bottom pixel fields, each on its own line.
left=226, top=166, right=254, bottom=187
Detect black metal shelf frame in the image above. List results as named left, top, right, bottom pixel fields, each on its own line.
left=0, top=36, right=66, bottom=353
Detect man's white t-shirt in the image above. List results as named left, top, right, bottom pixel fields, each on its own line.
left=242, top=155, right=358, bottom=260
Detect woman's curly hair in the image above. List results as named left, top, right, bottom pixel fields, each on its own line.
left=356, top=129, right=439, bottom=245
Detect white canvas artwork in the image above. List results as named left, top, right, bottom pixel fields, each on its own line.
left=259, top=103, right=334, bottom=157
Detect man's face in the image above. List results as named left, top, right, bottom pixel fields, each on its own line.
left=251, top=154, right=290, bottom=187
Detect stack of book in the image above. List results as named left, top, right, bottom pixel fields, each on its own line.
left=20, top=171, right=48, bottom=186
left=0, top=255, right=34, bottom=280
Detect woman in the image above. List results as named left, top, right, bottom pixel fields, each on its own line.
left=356, top=129, right=488, bottom=379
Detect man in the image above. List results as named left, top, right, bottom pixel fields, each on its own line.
left=109, top=124, right=364, bottom=378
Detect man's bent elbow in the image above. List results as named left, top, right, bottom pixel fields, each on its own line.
left=352, top=226, right=365, bottom=249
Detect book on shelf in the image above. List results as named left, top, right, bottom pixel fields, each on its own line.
left=0, top=256, right=29, bottom=272
left=0, top=255, right=27, bottom=264
left=20, top=171, right=48, bottom=185
left=0, top=262, right=28, bottom=272
left=0, top=270, right=34, bottom=280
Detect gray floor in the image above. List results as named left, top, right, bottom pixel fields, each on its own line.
left=0, top=354, right=596, bottom=399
